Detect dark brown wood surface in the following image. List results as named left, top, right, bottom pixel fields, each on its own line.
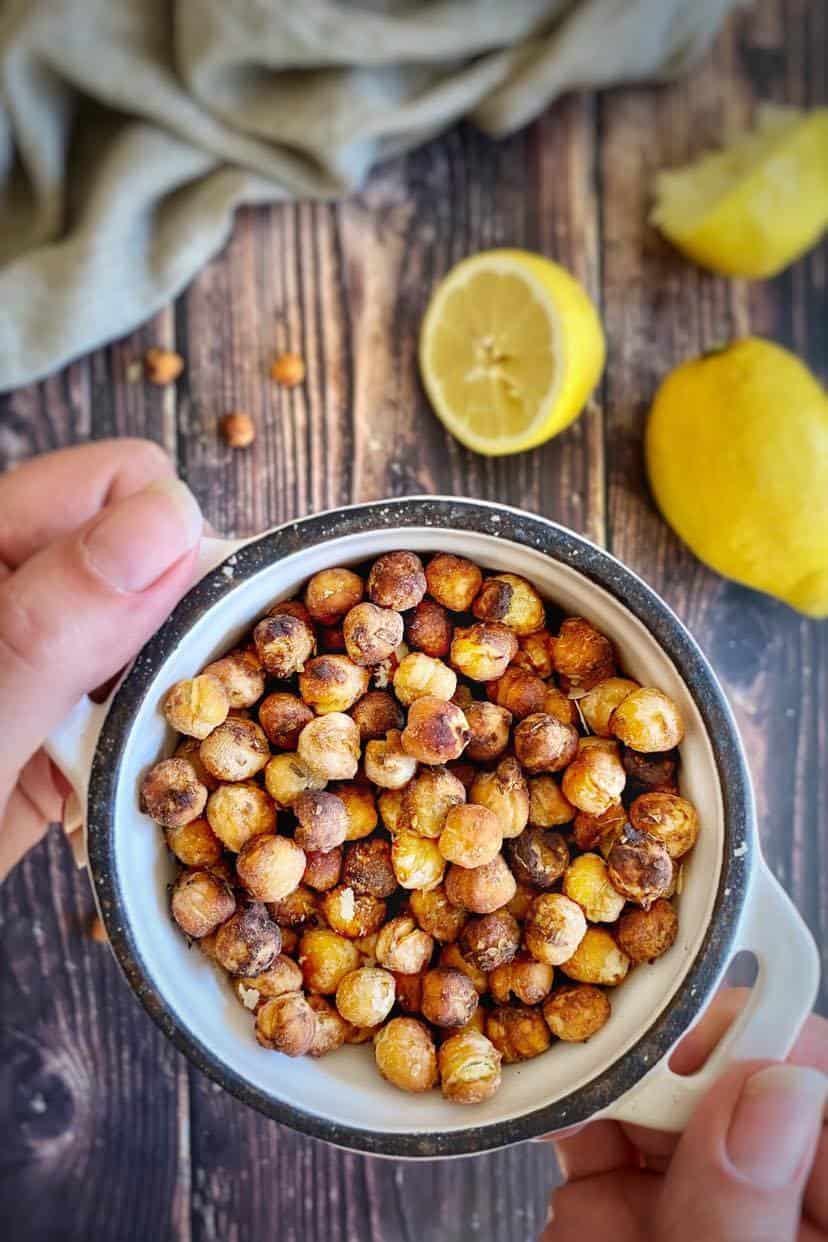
left=0, top=4, right=825, bottom=1239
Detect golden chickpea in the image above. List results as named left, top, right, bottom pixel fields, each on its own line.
left=401, top=696, right=470, bottom=765
left=343, top=601, right=404, bottom=666
left=376, top=916, right=434, bottom=974
left=253, top=611, right=316, bottom=678
left=299, top=928, right=361, bottom=993
left=335, top=966, right=396, bottom=1027
left=267, top=884, right=322, bottom=930
left=306, top=994, right=352, bottom=1057
left=513, top=629, right=555, bottom=679
left=258, top=692, right=314, bottom=750
left=489, top=952, right=554, bottom=1006
left=375, top=1018, right=438, bottom=1092
left=438, top=941, right=489, bottom=994
left=444, top=854, right=516, bottom=915
left=304, top=567, right=364, bottom=625
left=297, top=713, right=361, bottom=781
left=299, top=655, right=370, bottom=715
left=450, top=622, right=518, bottom=682
left=439, top=804, right=503, bottom=870
left=393, top=652, right=457, bottom=706
left=293, top=790, right=349, bottom=853
left=563, top=853, right=626, bottom=923
left=322, top=885, right=387, bottom=939
left=264, top=752, right=327, bottom=809
left=621, top=746, right=679, bottom=791
left=469, top=757, right=530, bottom=840
left=553, top=617, right=616, bottom=693
left=487, top=1004, right=551, bottom=1063
left=236, top=833, right=306, bottom=903
left=215, top=903, right=281, bottom=976
left=364, top=729, right=418, bottom=789
left=629, top=792, right=699, bottom=859
left=405, top=599, right=453, bottom=659
left=439, top=1029, right=501, bottom=1104
left=459, top=910, right=520, bottom=972
left=506, top=827, right=569, bottom=889
left=473, top=573, right=545, bottom=636
left=514, top=712, right=579, bottom=774
left=342, top=838, right=396, bottom=898
left=561, top=746, right=626, bottom=817
left=174, top=736, right=219, bottom=791
left=607, top=828, right=673, bottom=907
left=171, top=868, right=236, bottom=938
left=163, top=674, right=229, bottom=740
left=616, top=898, right=679, bottom=963
left=141, top=757, right=208, bottom=828
left=303, top=846, right=343, bottom=892
left=610, top=687, right=685, bottom=753
left=421, top=967, right=478, bottom=1028
left=378, top=787, right=405, bottom=834
left=542, top=685, right=580, bottom=727
left=399, top=765, right=466, bottom=839
left=559, top=927, right=630, bottom=986
left=393, top=969, right=425, bottom=1014
left=234, top=955, right=303, bottom=1010
left=350, top=690, right=404, bottom=742
left=391, top=833, right=446, bottom=891
left=577, top=735, right=621, bottom=756
left=579, top=677, right=640, bottom=737
left=543, top=984, right=611, bottom=1041
left=367, top=551, right=426, bottom=611
left=528, top=776, right=575, bottom=827
left=255, top=992, right=318, bottom=1056
left=425, top=553, right=483, bottom=612
left=486, top=666, right=546, bottom=720
left=330, top=781, right=378, bottom=841
left=410, top=885, right=468, bottom=943
left=200, top=717, right=270, bottom=783
left=165, top=817, right=224, bottom=868
left=270, top=350, right=306, bottom=387
left=202, top=650, right=266, bottom=710
left=354, top=931, right=380, bottom=963
left=506, top=880, right=538, bottom=923
left=206, top=781, right=277, bottom=852
left=524, top=893, right=587, bottom=966
left=464, top=701, right=512, bottom=762
left=572, top=803, right=627, bottom=852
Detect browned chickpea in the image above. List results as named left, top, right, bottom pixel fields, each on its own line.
left=297, top=713, right=361, bottom=781
left=487, top=1004, right=551, bottom=1062
left=506, top=827, right=569, bottom=889
left=376, top=916, right=434, bottom=974
left=439, top=1029, right=501, bottom=1104
left=335, top=966, right=396, bottom=1026
left=562, top=853, right=626, bottom=923
left=451, top=683, right=475, bottom=712
left=236, top=833, right=306, bottom=902
left=473, top=573, right=545, bottom=636
left=378, top=787, right=405, bottom=834
left=329, top=781, right=378, bottom=841
left=163, top=674, right=229, bottom=739
left=616, top=898, right=679, bottom=963
left=421, top=967, right=478, bottom=1028
left=303, top=846, right=343, bottom=892
left=343, top=601, right=404, bottom=666
left=514, top=712, right=579, bottom=774
left=607, top=827, right=673, bottom=907
left=610, top=687, right=685, bottom=753
left=319, top=625, right=346, bottom=653
left=579, top=677, right=639, bottom=737
left=425, top=553, right=483, bottom=612
left=572, top=803, right=627, bottom=852
left=401, top=696, right=470, bottom=765
left=542, top=685, right=580, bottom=727
left=342, top=838, right=396, bottom=898
left=258, top=692, right=314, bottom=750
left=165, top=817, right=223, bottom=868
left=263, top=752, right=326, bottom=809
left=279, top=927, right=300, bottom=956
left=299, top=928, right=360, bottom=993
left=460, top=910, right=520, bottom=972
left=405, top=599, right=452, bottom=659
left=304, top=567, right=364, bottom=625
left=141, top=757, right=208, bottom=828
left=171, top=868, right=236, bottom=938
left=368, top=551, right=426, bottom=611
left=267, top=884, right=321, bottom=930
left=293, top=790, right=349, bottom=853
left=200, top=717, right=270, bottom=783
left=375, top=1018, right=438, bottom=1092
left=528, top=776, right=575, bottom=827
left=553, top=617, right=616, bottom=693
left=464, top=701, right=512, bottom=762
left=410, top=885, right=468, bottom=943
left=450, top=622, right=518, bottom=682
left=255, top=992, right=318, bottom=1056
left=561, top=746, right=626, bottom=817
left=206, top=781, right=277, bottom=852
left=438, top=942, right=489, bottom=994
left=174, top=736, right=220, bottom=791
left=489, top=952, right=554, bottom=1006
left=543, top=984, right=611, bottom=1041
left=506, top=880, right=538, bottom=922
left=254, top=611, right=316, bottom=678
left=234, top=955, right=303, bottom=1010
left=205, top=856, right=237, bottom=888
left=399, top=765, right=466, bottom=841
left=393, top=969, right=425, bottom=1014
left=621, top=746, right=679, bottom=791
left=202, top=650, right=266, bottom=710
left=391, top=833, right=446, bottom=891
left=393, top=652, right=457, bottom=706
left=629, top=792, right=699, bottom=859
left=215, top=902, right=281, bottom=976
left=306, top=994, right=351, bottom=1057
left=268, top=598, right=314, bottom=626
left=559, top=927, right=630, bottom=986
left=524, top=893, right=587, bottom=966
left=469, top=757, right=530, bottom=840
left=444, top=854, right=516, bottom=915
left=322, top=885, right=387, bottom=939
left=439, top=804, right=503, bottom=870
left=486, top=666, right=546, bottom=720
left=350, top=690, right=404, bottom=742
left=364, top=729, right=418, bottom=789
left=513, top=630, right=555, bottom=679
left=298, top=655, right=370, bottom=715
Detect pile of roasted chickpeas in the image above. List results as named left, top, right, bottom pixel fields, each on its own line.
left=140, top=551, right=699, bottom=1105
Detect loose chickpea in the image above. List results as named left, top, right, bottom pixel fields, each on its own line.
left=410, top=885, right=468, bottom=943
left=270, top=351, right=306, bottom=387
left=298, top=655, right=370, bottom=715
left=171, top=868, right=236, bottom=938
left=200, top=717, right=270, bottom=783
left=610, top=687, right=685, bottom=753
left=487, top=1004, right=551, bottom=1063
left=267, top=884, right=321, bottom=930
left=450, top=622, right=518, bottom=682
left=579, top=677, right=639, bottom=737
left=350, top=690, right=404, bottom=742
left=506, top=880, right=538, bottom=923
left=307, top=995, right=352, bottom=1057
left=255, top=992, right=318, bottom=1056
left=367, top=551, right=426, bottom=611
left=486, top=666, right=546, bottom=720
left=297, top=713, right=361, bottom=781
left=342, top=838, right=396, bottom=898
left=572, top=803, right=627, bottom=852
left=376, top=916, right=434, bottom=974
left=400, top=765, right=466, bottom=839
left=513, top=630, right=555, bottom=679
left=268, top=598, right=314, bottom=626
left=405, top=599, right=453, bottom=659
left=303, top=847, right=343, bottom=892
left=425, top=553, right=483, bottom=612
left=174, top=736, right=219, bottom=791
left=607, top=828, right=673, bottom=907
left=234, top=955, right=304, bottom=1010
left=473, top=573, right=546, bottom=636
left=202, top=650, right=266, bottom=710
left=559, top=927, right=630, bottom=986
left=421, top=967, right=479, bottom=1028
left=165, top=817, right=223, bottom=868
left=439, top=1029, right=501, bottom=1104
left=464, top=701, right=512, bottom=762
left=561, top=746, right=626, bottom=817
left=258, top=692, right=314, bottom=750
left=617, top=898, right=679, bottom=963
left=528, top=776, right=575, bottom=828
left=343, top=602, right=404, bottom=666
left=444, top=854, right=516, bottom=915
left=253, top=611, right=316, bottom=678
left=304, top=567, right=364, bottom=625
left=335, top=966, right=396, bottom=1026
left=206, top=781, right=277, bottom=852
left=543, top=984, right=611, bottom=1041
left=364, top=729, right=418, bottom=789
left=299, top=928, right=360, bottom=993
left=514, top=712, right=579, bottom=774
left=214, top=903, right=281, bottom=976
left=629, top=792, right=699, bottom=859
left=393, top=969, right=425, bottom=1014
left=459, top=910, right=520, bottom=972
left=440, top=804, right=503, bottom=870
left=391, top=833, right=446, bottom=891
left=264, top=752, right=327, bottom=809
left=393, top=652, right=457, bottom=706
left=375, top=1018, right=438, bottom=1092
left=293, top=790, right=349, bottom=853
left=563, top=853, right=626, bottom=923
left=506, top=827, right=569, bottom=889
left=489, top=952, right=554, bottom=1006
left=378, top=787, right=405, bottom=834
left=328, top=781, right=378, bottom=841
left=524, top=893, right=587, bottom=966
left=401, top=696, right=470, bottom=765
left=236, top=833, right=306, bottom=903
left=553, top=617, right=616, bottom=693
left=542, top=685, right=580, bottom=727
left=322, top=885, right=387, bottom=939
left=469, top=758, right=530, bottom=840
left=621, top=746, right=679, bottom=790
left=163, top=674, right=229, bottom=740
left=142, top=758, right=208, bottom=828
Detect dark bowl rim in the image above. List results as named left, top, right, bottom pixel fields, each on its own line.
left=87, top=497, right=754, bottom=1159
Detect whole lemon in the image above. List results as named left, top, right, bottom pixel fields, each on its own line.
left=646, top=338, right=828, bottom=617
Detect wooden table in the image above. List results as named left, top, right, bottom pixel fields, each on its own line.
left=1, top=4, right=824, bottom=1239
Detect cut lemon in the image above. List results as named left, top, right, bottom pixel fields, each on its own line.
left=651, top=105, right=828, bottom=279
left=419, top=249, right=605, bottom=456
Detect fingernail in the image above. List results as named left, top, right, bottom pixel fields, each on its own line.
left=727, top=1064, right=828, bottom=1189
left=84, top=477, right=202, bottom=592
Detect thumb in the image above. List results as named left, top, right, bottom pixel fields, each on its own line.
left=657, top=1061, right=827, bottom=1242
left=0, top=476, right=203, bottom=785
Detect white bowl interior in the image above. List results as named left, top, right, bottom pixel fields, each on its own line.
left=114, top=528, right=723, bottom=1135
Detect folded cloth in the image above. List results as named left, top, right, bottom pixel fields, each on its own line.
left=0, top=0, right=740, bottom=391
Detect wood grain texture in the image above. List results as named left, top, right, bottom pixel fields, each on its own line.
left=0, top=2, right=825, bottom=1239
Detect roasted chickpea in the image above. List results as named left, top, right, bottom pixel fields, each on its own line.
left=354, top=931, right=380, bottom=963
left=578, top=735, right=621, bottom=756
left=473, top=573, right=545, bottom=636
left=206, top=781, right=277, bottom=852
left=393, top=652, right=457, bottom=706
left=253, top=611, right=315, bottom=678
left=234, top=955, right=303, bottom=1010
left=375, top=1018, right=438, bottom=1092
left=559, top=927, right=630, bottom=986
left=629, top=792, right=699, bottom=859
left=621, top=746, right=679, bottom=790
left=444, top=854, right=516, bottom=915
left=607, top=828, right=673, bottom=907
left=439, top=804, right=503, bottom=870
left=326, top=781, right=378, bottom=841
left=421, top=967, right=478, bottom=1028
left=299, top=655, right=370, bottom=715
left=202, top=650, right=266, bottom=710
left=322, top=885, right=387, bottom=939
left=378, top=787, right=405, bottom=834
left=425, top=553, right=483, bottom=612
left=350, top=690, right=404, bottom=742
left=236, top=833, right=306, bottom=902
left=572, top=803, right=627, bottom=852
left=165, top=817, right=223, bottom=868
left=335, top=966, right=396, bottom=1026
left=367, top=551, right=426, bottom=611
left=171, top=868, right=235, bottom=938
left=163, top=674, right=229, bottom=739
left=299, top=928, right=360, bottom=993
left=562, top=853, right=626, bottom=923
left=304, top=567, right=364, bottom=625
left=255, top=992, right=317, bottom=1056
left=405, top=599, right=452, bottom=659
left=306, top=994, right=351, bottom=1057
left=391, top=833, right=446, bottom=891
left=376, top=916, right=434, bottom=974
left=142, top=757, right=208, bottom=828
left=267, top=884, right=321, bottom=930
left=513, top=630, right=555, bottom=679
left=543, top=984, right=611, bottom=1041
left=489, top=953, right=554, bottom=1006
left=486, top=666, right=546, bottom=720
left=459, top=910, right=520, bottom=972
left=450, top=622, right=518, bottom=682
left=263, top=752, right=326, bottom=808
left=410, top=885, right=468, bottom=943
left=528, top=776, right=575, bottom=827
left=487, top=1004, right=551, bottom=1062
left=393, top=969, right=425, bottom=1014
left=297, top=713, right=361, bottom=781
left=506, top=880, right=538, bottom=922
left=561, top=746, right=626, bottom=817
left=400, top=765, right=466, bottom=839
left=579, top=677, right=639, bottom=737
left=174, top=736, right=219, bottom=792
left=200, top=717, right=270, bottom=783
left=293, top=790, right=349, bottom=853
left=279, top=927, right=300, bottom=956
left=553, top=617, right=616, bottom=693
left=439, top=1029, right=501, bottom=1104
left=616, top=898, right=679, bottom=963
left=215, top=903, right=281, bottom=976
left=524, top=893, right=587, bottom=966
left=344, top=1024, right=380, bottom=1045
left=542, top=685, right=580, bottom=727
left=258, top=692, right=314, bottom=751
left=610, top=687, right=685, bottom=752
left=343, top=602, right=404, bottom=666
left=401, top=696, right=470, bottom=765
left=319, top=625, right=346, bottom=653
left=469, top=757, right=530, bottom=840
left=506, top=827, right=569, bottom=889
left=438, top=941, right=489, bottom=993
left=514, top=712, right=579, bottom=774
left=451, top=684, right=475, bottom=713
left=303, top=846, right=343, bottom=892
left=463, top=701, right=512, bottom=762
left=342, top=838, right=396, bottom=898
left=364, top=729, right=418, bottom=788
left=268, top=598, right=313, bottom=626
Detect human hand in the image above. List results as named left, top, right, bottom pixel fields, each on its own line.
left=0, top=439, right=203, bottom=879
left=543, top=987, right=827, bottom=1242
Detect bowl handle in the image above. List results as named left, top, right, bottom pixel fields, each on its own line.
left=602, top=860, right=820, bottom=1133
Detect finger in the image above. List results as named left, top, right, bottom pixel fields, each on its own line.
left=669, top=986, right=751, bottom=1074
left=0, top=750, right=67, bottom=879
left=541, top=1168, right=656, bottom=1240
left=553, top=1119, right=637, bottom=1181
left=0, top=439, right=175, bottom=568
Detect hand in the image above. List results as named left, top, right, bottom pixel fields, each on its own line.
left=543, top=988, right=828, bottom=1242
left=0, top=439, right=203, bottom=879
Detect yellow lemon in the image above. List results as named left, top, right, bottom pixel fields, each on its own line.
left=651, top=105, right=828, bottom=279
left=646, top=339, right=828, bottom=617
left=419, top=249, right=605, bottom=456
